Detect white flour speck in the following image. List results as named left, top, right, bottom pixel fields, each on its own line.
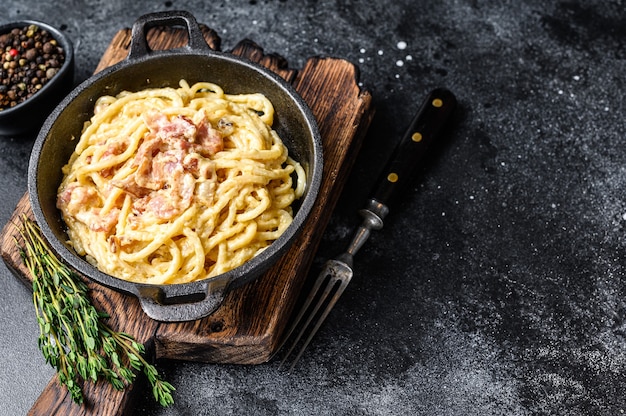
left=378, top=49, right=384, bottom=55
left=405, top=55, right=413, bottom=61
left=396, top=60, right=404, bottom=67
left=397, top=41, right=407, bottom=50
left=360, top=48, right=366, bottom=53
left=573, top=75, right=580, bottom=81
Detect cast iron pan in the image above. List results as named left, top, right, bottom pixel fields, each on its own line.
left=28, top=10, right=323, bottom=322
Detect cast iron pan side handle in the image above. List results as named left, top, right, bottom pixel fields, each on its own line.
left=135, top=278, right=228, bottom=322
left=128, top=10, right=211, bottom=59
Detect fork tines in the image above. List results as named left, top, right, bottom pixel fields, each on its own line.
left=278, top=260, right=353, bottom=371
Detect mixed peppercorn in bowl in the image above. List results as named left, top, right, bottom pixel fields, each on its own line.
left=0, top=20, right=74, bottom=136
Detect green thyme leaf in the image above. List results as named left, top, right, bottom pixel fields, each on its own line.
left=16, top=216, right=174, bottom=407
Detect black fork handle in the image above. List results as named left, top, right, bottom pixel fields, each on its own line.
left=370, top=88, right=457, bottom=210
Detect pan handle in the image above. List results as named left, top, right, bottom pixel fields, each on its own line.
left=128, top=10, right=211, bottom=59
left=135, top=278, right=228, bottom=322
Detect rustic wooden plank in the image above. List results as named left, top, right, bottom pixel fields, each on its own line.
left=0, top=23, right=374, bottom=415
left=230, top=38, right=297, bottom=83
left=1, top=194, right=34, bottom=280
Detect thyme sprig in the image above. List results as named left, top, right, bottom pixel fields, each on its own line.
left=16, top=216, right=175, bottom=407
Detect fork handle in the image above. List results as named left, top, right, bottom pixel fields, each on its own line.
left=352, top=89, right=456, bottom=260
left=370, top=88, right=457, bottom=211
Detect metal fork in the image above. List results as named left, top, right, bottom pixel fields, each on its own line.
left=277, top=88, right=457, bottom=370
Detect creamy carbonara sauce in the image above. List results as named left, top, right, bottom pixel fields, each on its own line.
left=57, top=80, right=305, bottom=284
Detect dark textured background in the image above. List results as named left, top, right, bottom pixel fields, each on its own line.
left=1, top=1, right=625, bottom=415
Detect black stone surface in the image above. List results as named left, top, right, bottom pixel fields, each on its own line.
left=1, top=1, right=625, bottom=415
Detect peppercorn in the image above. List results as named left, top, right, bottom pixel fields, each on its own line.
left=0, top=24, right=65, bottom=110
left=24, top=48, right=37, bottom=61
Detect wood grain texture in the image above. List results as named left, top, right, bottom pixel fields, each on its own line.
left=0, top=24, right=373, bottom=415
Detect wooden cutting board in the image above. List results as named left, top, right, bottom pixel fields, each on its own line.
left=0, top=23, right=373, bottom=415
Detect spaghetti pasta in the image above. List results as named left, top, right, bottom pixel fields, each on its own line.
left=57, top=80, right=306, bottom=285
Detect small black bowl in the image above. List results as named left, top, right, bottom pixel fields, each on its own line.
left=0, top=20, right=74, bottom=136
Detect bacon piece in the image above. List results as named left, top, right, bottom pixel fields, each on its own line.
left=194, top=116, right=224, bottom=157
left=76, top=208, right=120, bottom=233
left=131, top=136, right=167, bottom=190
left=57, top=183, right=98, bottom=215
left=57, top=183, right=119, bottom=233
left=133, top=172, right=194, bottom=220
left=143, top=111, right=197, bottom=141
left=108, top=235, right=120, bottom=254
left=100, top=141, right=128, bottom=177
left=102, top=141, right=127, bottom=158
left=138, top=193, right=176, bottom=220
left=111, top=176, right=152, bottom=198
